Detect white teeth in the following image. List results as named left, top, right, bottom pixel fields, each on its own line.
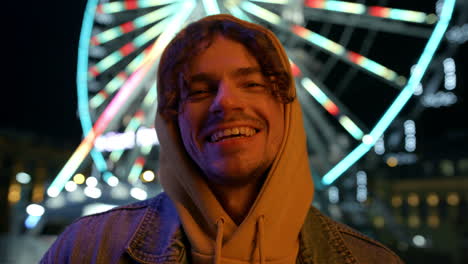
left=210, top=127, right=257, bottom=142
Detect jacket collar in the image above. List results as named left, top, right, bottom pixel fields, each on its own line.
left=124, top=194, right=357, bottom=264
left=125, top=194, right=188, bottom=264
left=299, top=206, right=359, bottom=264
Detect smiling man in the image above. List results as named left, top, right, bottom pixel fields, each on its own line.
left=41, top=14, right=403, bottom=264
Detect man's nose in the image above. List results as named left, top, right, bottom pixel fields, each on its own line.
left=209, top=80, right=244, bottom=114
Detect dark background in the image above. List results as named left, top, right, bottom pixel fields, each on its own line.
left=2, top=1, right=467, bottom=263
left=5, top=0, right=467, bottom=146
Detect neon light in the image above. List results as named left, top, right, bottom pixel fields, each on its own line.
left=368, top=6, right=389, bottom=17
left=347, top=51, right=397, bottom=81
left=50, top=60, right=153, bottom=195
left=89, top=92, right=106, bottom=108
left=225, top=3, right=252, bottom=22
left=289, top=61, right=302, bottom=77
left=322, top=0, right=456, bottom=185
left=49, top=0, right=197, bottom=196
left=305, top=0, right=324, bottom=8
left=326, top=1, right=365, bottom=15
left=202, top=0, right=220, bottom=15
left=338, top=116, right=364, bottom=140
left=250, top=0, right=289, bottom=4
left=128, top=157, right=145, bottom=184
left=143, top=83, right=157, bottom=106
left=89, top=17, right=172, bottom=78
left=77, top=0, right=107, bottom=174
left=301, top=77, right=366, bottom=140
left=241, top=1, right=282, bottom=25
left=323, top=101, right=339, bottom=116
left=302, top=78, right=329, bottom=105
left=292, top=26, right=400, bottom=83
left=291, top=25, right=345, bottom=55
left=388, top=9, right=426, bottom=23
left=305, top=0, right=431, bottom=24
left=92, top=4, right=177, bottom=45
left=97, top=0, right=180, bottom=14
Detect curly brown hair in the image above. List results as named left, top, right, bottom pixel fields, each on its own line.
left=157, top=15, right=294, bottom=119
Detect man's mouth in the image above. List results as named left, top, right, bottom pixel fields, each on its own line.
left=209, top=127, right=258, bottom=143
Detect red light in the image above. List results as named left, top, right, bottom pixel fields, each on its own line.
left=368, top=6, right=389, bottom=17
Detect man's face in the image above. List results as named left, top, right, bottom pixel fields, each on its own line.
left=177, top=35, right=285, bottom=186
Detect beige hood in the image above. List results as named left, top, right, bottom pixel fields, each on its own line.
left=155, top=14, right=314, bottom=264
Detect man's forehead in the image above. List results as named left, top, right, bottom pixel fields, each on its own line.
left=189, top=67, right=263, bottom=82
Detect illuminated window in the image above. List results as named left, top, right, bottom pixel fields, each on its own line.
left=73, top=173, right=86, bottom=184
left=408, top=215, right=420, bottom=228
left=373, top=216, right=385, bottom=228
left=426, top=193, right=439, bottom=206
left=440, top=160, right=455, bottom=176
left=408, top=193, right=420, bottom=207
left=446, top=192, right=460, bottom=206
left=386, top=156, right=398, bottom=167
left=391, top=195, right=403, bottom=207
left=427, top=215, right=440, bottom=228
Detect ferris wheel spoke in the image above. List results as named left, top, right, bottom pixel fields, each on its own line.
left=249, top=0, right=289, bottom=4
left=102, top=82, right=156, bottom=163
left=290, top=25, right=406, bottom=88
left=127, top=156, right=147, bottom=184
left=224, top=2, right=253, bottom=22
left=88, top=16, right=173, bottom=79
left=202, top=0, right=221, bottom=15
left=304, top=0, right=437, bottom=25
left=89, top=44, right=155, bottom=109
left=91, top=3, right=180, bottom=46
left=293, top=63, right=367, bottom=141
left=241, top=1, right=406, bottom=88
left=303, top=7, right=433, bottom=38
left=96, top=0, right=182, bottom=14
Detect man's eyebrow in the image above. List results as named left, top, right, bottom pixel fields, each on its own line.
left=189, top=73, right=216, bottom=83
left=189, top=67, right=263, bottom=83
left=230, top=67, right=262, bottom=78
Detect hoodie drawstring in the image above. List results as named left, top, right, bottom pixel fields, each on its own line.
left=257, top=215, right=265, bottom=264
left=214, top=217, right=225, bottom=264
left=214, top=215, right=265, bottom=264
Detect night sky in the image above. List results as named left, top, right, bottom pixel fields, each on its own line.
left=7, top=1, right=87, bottom=144
left=5, top=1, right=467, bottom=149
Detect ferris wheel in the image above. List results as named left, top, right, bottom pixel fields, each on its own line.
left=46, top=0, right=456, bottom=198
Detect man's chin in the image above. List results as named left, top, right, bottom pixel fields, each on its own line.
left=203, top=166, right=268, bottom=188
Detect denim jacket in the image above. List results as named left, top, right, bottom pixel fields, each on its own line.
left=40, top=193, right=403, bottom=264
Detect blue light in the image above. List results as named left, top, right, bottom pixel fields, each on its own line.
left=202, top=0, right=220, bottom=15
left=77, top=0, right=108, bottom=173
left=25, top=215, right=42, bottom=229
left=322, top=0, right=456, bottom=185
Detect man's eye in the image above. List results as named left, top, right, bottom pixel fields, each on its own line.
left=245, top=82, right=264, bottom=88
left=189, top=90, right=209, bottom=95
left=186, top=89, right=211, bottom=100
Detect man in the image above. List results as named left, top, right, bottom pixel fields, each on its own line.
left=41, top=14, right=403, bottom=264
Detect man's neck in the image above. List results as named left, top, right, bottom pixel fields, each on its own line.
left=208, top=179, right=263, bottom=225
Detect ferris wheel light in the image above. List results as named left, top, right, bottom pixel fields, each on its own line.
left=67, top=0, right=456, bottom=191
left=86, top=176, right=98, bottom=187
left=16, top=172, right=32, bottom=184
left=65, top=181, right=78, bottom=192
left=362, top=135, right=374, bottom=145
left=84, top=186, right=102, bottom=199
left=107, top=175, right=119, bottom=187
left=241, top=1, right=282, bottom=25
left=73, top=173, right=86, bottom=184
left=47, top=187, right=60, bottom=198
left=202, top=0, right=220, bottom=15
left=26, top=204, right=45, bottom=217
left=142, top=170, right=156, bottom=182
left=130, top=187, right=148, bottom=201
